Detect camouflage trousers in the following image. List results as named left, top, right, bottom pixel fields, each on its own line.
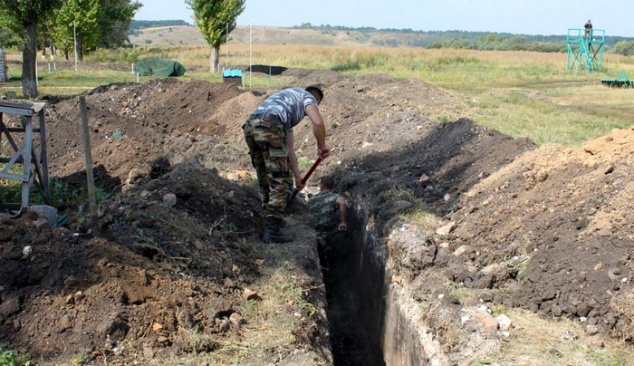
left=243, top=115, right=292, bottom=219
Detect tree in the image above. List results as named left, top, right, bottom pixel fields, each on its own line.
left=613, top=41, right=634, bottom=56
left=49, top=0, right=139, bottom=60
left=0, top=12, right=21, bottom=48
left=0, top=0, right=61, bottom=98
left=186, top=0, right=245, bottom=73
left=96, top=0, right=142, bottom=49
left=53, top=0, right=100, bottom=60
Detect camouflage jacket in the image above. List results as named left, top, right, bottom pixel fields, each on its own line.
left=251, top=88, right=319, bottom=132
left=309, top=191, right=341, bottom=232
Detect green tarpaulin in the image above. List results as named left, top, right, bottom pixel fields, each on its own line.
left=135, top=58, right=186, bottom=77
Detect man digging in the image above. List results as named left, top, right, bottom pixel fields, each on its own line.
left=309, top=175, right=348, bottom=242
left=243, top=86, right=330, bottom=243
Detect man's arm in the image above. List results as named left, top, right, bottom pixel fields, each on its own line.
left=305, top=104, right=330, bottom=159
left=286, top=130, right=304, bottom=191
left=336, top=196, right=348, bottom=231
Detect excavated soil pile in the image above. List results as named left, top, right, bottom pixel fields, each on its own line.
left=1, top=68, right=633, bottom=364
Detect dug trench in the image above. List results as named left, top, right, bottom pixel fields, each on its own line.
left=314, top=119, right=537, bottom=365
left=315, top=114, right=634, bottom=364
left=1, top=71, right=634, bottom=365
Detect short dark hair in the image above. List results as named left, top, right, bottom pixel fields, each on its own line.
left=320, top=175, right=335, bottom=190
left=306, top=85, right=324, bottom=102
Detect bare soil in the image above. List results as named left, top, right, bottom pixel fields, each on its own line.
left=1, top=66, right=633, bottom=365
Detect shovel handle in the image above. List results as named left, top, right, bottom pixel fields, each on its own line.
left=301, top=157, right=322, bottom=184
left=291, top=157, right=322, bottom=200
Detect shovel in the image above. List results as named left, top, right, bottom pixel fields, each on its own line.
left=290, top=157, right=322, bottom=200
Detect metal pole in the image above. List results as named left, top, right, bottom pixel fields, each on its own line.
left=250, top=20, right=253, bottom=88
left=226, top=23, right=229, bottom=69
left=73, top=20, right=78, bottom=72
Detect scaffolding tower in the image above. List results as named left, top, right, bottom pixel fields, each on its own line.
left=567, top=28, right=605, bottom=72
left=0, top=101, right=50, bottom=212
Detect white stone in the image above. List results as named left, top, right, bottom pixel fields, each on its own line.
left=453, top=245, right=470, bottom=257
left=22, top=246, right=32, bottom=258
left=163, top=193, right=177, bottom=207
left=436, top=222, right=456, bottom=236
left=496, top=314, right=512, bottom=331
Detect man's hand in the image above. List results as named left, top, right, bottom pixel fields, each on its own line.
left=294, top=177, right=305, bottom=191
left=318, top=147, right=330, bottom=159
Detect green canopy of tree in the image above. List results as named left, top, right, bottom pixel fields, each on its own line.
left=0, top=0, right=61, bottom=98
left=613, top=41, right=634, bottom=56
left=52, top=0, right=100, bottom=60
left=186, top=0, right=245, bottom=73
left=0, top=11, right=21, bottom=47
left=97, top=0, right=142, bottom=48
left=52, top=0, right=141, bottom=59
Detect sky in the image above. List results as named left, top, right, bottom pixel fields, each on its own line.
left=135, top=0, right=634, bottom=38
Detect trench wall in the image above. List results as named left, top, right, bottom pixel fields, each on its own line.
left=325, top=198, right=450, bottom=366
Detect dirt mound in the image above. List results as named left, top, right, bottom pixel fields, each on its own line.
left=2, top=69, right=633, bottom=364
left=343, top=124, right=634, bottom=343
left=1, top=160, right=328, bottom=365
left=444, top=128, right=634, bottom=338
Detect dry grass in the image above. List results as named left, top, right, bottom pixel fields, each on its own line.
left=472, top=308, right=634, bottom=366
left=5, top=37, right=634, bottom=146
left=610, top=289, right=634, bottom=341
left=198, top=235, right=323, bottom=365
left=152, top=43, right=634, bottom=146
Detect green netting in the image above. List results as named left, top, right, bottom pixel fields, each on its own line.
left=135, top=58, right=186, bottom=77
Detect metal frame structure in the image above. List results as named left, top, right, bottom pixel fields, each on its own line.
left=601, top=70, right=634, bottom=88
left=566, top=28, right=605, bottom=72
left=0, top=101, right=50, bottom=211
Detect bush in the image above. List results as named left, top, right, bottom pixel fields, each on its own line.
left=331, top=59, right=360, bottom=71
left=0, top=348, right=34, bottom=366
left=0, top=177, right=108, bottom=210
left=613, top=41, right=634, bottom=56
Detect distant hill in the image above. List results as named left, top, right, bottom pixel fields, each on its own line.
left=129, top=20, right=190, bottom=34
left=128, top=23, right=634, bottom=52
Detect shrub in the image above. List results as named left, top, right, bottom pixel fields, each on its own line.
left=613, top=41, right=634, bottom=56
left=0, top=348, right=34, bottom=366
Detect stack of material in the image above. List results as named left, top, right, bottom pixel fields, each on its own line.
left=0, top=49, right=7, bottom=82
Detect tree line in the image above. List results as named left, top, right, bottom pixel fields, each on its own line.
left=0, top=0, right=246, bottom=98
left=0, top=0, right=141, bottom=98
left=129, top=20, right=191, bottom=34
left=298, top=23, right=634, bottom=55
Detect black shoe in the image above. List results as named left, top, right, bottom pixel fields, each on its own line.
left=263, top=217, right=293, bottom=243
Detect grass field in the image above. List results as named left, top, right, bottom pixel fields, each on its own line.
left=2, top=39, right=633, bottom=147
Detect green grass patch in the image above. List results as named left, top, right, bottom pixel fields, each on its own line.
left=0, top=347, right=34, bottom=366
left=0, top=176, right=108, bottom=210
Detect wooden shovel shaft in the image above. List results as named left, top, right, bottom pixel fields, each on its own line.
left=291, top=157, right=322, bottom=200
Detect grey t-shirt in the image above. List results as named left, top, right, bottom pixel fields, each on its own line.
left=252, top=88, right=319, bottom=131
